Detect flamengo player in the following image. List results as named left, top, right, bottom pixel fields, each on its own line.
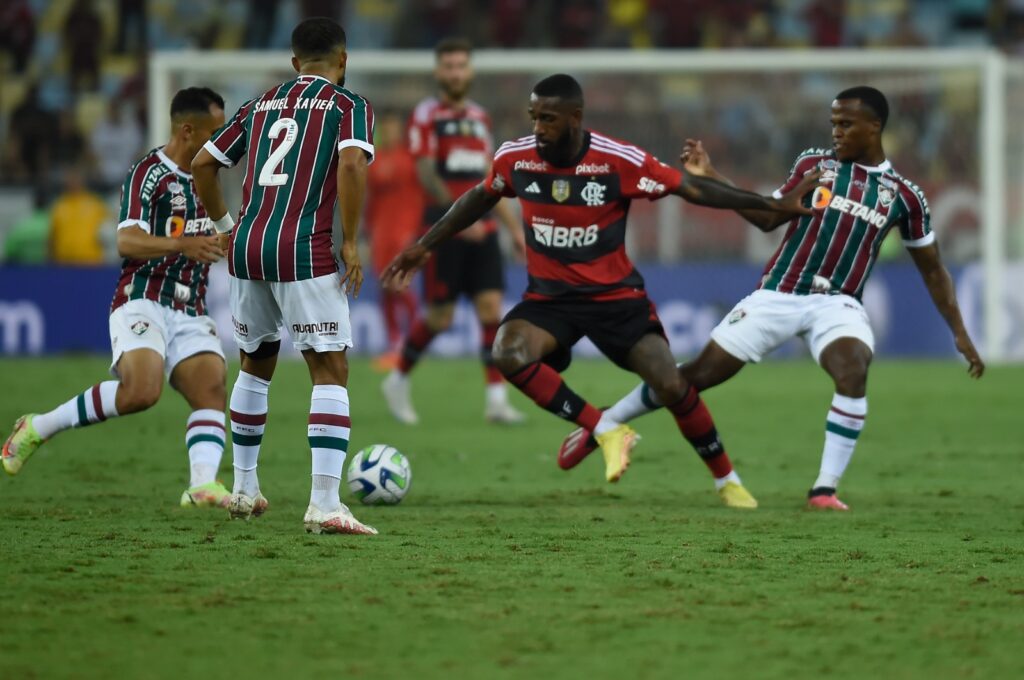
left=381, top=38, right=527, bottom=426
left=191, top=18, right=376, bottom=535
left=3, top=88, right=232, bottom=507
left=559, top=87, right=985, bottom=510
left=384, top=74, right=816, bottom=501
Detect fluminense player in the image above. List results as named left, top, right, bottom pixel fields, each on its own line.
left=3, top=88, right=231, bottom=507
left=558, top=86, right=985, bottom=510
left=191, top=17, right=377, bottom=535
left=383, top=74, right=817, bottom=506
left=382, top=37, right=528, bottom=426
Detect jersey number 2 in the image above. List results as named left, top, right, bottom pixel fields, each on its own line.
left=258, top=117, right=299, bottom=187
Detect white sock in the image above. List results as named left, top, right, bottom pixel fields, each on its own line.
left=33, top=381, right=120, bottom=440
left=604, top=380, right=663, bottom=423
left=387, top=369, right=408, bottom=385
left=230, top=372, right=270, bottom=496
left=186, top=409, right=225, bottom=487
left=813, top=394, right=867, bottom=490
left=308, top=384, right=350, bottom=512
left=714, top=470, right=742, bottom=490
left=486, top=382, right=508, bottom=406
left=593, top=413, right=621, bottom=437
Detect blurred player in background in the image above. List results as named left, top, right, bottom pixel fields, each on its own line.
left=381, top=38, right=528, bottom=426
left=384, top=74, right=816, bottom=502
left=3, top=87, right=231, bottom=508
left=559, top=87, right=985, bottom=510
left=365, top=109, right=424, bottom=371
left=192, top=17, right=377, bottom=535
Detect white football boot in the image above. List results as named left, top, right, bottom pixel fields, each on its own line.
left=381, top=371, right=418, bottom=425
left=303, top=504, right=378, bottom=535
left=228, top=491, right=269, bottom=520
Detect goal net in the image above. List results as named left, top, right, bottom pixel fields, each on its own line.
left=150, top=49, right=1022, bottom=361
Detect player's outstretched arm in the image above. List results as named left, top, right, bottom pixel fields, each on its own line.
left=337, top=146, right=369, bottom=297
left=675, top=164, right=817, bottom=215
left=381, top=183, right=500, bottom=291
left=117, top=225, right=224, bottom=264
left=682, top=139, right=795, bottom=232
left=908, top=243, right=985, bottom=378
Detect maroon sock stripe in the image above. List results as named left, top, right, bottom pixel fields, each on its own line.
left=91, top=385, right=107, bottom=422
left=308, top=413, right=351, bottom=427
left=830, top=406, right=865, bottom=420
left=230, top=410, right=267, bottom=426
left=188, top=420, right=226, bottom=431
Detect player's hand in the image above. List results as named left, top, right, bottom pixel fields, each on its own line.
left=955, top=332, right=985, bottom=379
left=771, top=169, right=822, bottom=216
left=381, top=243, right=431, bottom=292
left=338, top=241, right=363, bottom=297
left=179, top=235, right=224, bottom=264
left=217, top=232, right=231, bottom=254
left=680, top=139, right=714, bottom=177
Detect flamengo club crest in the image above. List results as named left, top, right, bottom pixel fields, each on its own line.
left=581, top=181, right=606, bottom=206
left=552, top=179, right=571, bottom=203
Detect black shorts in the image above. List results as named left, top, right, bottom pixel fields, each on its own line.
left=423, top=231, right=504, bottom=305
left=502, top=295, right=665, bottom=372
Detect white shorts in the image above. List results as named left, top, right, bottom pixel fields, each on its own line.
left=710, top=289, right=875, bottom=364
left=230, top=273, right=353, bottom=353
left=109, top=299, right=225, bottom=378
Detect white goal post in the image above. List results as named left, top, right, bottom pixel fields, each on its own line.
left=150, top=48, right=1019, bottom=362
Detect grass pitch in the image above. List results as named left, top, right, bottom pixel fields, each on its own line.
left=0, top=357, right=1021, bottom=679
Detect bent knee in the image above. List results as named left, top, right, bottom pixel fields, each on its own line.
left=648, top=372, right=687, bottom=404
left=492, top=336, right=531, bottom=376
left=118, top=382, right=162, bottom=413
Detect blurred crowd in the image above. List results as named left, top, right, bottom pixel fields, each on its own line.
left=1, top=0, right=1020, bottom=265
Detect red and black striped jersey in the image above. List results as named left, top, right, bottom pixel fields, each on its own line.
left=111, top=148, right=211, bottom=317
left=484, top=130, right=682, bottom=301
left=408, top=97, right=495, bottom=233
left=761, top=147, right=933, bottom=300
left=204, top=74, right=375, bottom=282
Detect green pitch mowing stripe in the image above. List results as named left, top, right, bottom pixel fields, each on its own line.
left=0, top=357, right=1021, bottom=680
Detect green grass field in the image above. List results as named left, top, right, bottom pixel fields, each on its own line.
left=0, top=357, right=1021, bottom=679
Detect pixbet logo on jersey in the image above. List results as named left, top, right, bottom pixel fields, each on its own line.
left=531, top=221, right=599, bottom=248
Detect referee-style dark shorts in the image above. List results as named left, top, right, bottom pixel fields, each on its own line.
left=501, top=295, right=666, bottom=372
left=423, top=231, right=505, bottom=305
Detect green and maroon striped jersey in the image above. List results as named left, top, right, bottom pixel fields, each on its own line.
left=204, top=74, right=375, bottom=282
left=111, top=148, right=212, bottom=317
left=761, top=148, right=933, bottom=300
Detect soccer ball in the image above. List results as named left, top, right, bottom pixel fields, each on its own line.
left=347, top=444, right=412, bottom=505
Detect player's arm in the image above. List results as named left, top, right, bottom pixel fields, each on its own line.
left=416, top=157, right=454, bottom=212
left=381, top=183, right=500, bottom=290
left=117, top=224, right=222, bottom=264
left=681, top=140, right=794, bottom=231
left=673, top=140, right=817, bottom=216
left=191, top=147, right=233, bottom=245
left=492, top=196, right=526, bottom=261
left=908, top=242, right=984, bottom=378
left=337, top=146, right=369, bottom=297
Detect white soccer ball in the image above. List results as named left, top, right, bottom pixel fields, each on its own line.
left=347, top=444, right=412, bottom=505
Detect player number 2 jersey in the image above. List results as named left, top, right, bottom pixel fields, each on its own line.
left=484, top=130, right=682, bottom=301
left=204, top=74, right=375, bottom=282
left=762, top=148, right=933, bottom=300
left=111, top=148, right=211, bottom=317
